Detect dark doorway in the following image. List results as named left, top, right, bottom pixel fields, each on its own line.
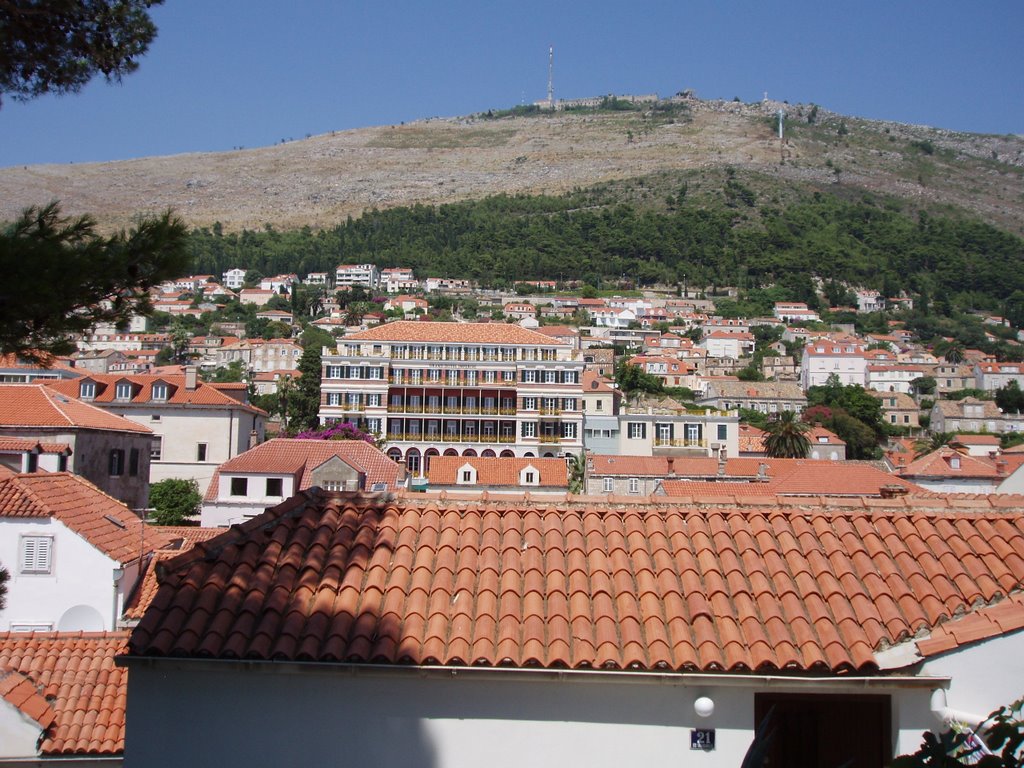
left=754, top=693, right=891, bottom=768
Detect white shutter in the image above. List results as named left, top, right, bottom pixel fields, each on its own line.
left=21, top=536, right=53, bottom=574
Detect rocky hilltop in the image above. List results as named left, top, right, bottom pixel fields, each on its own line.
left=2, top=97, right=1022, bottom=234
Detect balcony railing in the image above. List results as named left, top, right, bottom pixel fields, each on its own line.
left=653, top=438, right=709, bottom=448
left=387, top=433, right=517, bottom=444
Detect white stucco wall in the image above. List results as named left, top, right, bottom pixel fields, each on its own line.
left=0, top=703, right=43, bottom=759
left=918, top=630, right=1024, bottom=726
left=123, top=663, right=939, bottom=768
left=0, top=518, right=134, bottom=631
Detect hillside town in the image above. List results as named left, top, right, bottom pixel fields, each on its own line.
left=2, top=260, right=1024, bottom=764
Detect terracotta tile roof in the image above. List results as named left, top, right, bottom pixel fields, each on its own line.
left=807, top=426, right=846, bottom=446
left=0, top=384, right=152, bottom=434
left=0, top=438, right=70, bottom=453
left=899, top=447, right=1003, bottom=480
left=427, top=457, right=569, bottom=487
left=657, top=460, right=919, bottom=497
left=952, top=434, right=1001, bottom=446
left=45, top=374, right=264, bottom=414
left=582, top=371, right=616, bottom=393
left=342, top=320, right=568, bottom=346
left=739, top=424, right=767, bottom=454
left=0, top=632, right=129, bottom=755
left=204, top=438, right=402, bottom=501
left=659, top=480, right=779, bottom=498
left=128, top=492, right=1024, bottom=674
left=916, top=592, right=1024, bottom=657
left=0, top=473, right=172, bottom=563
left=0, top=668, right=55, bottom=730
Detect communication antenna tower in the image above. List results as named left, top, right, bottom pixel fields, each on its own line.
left=547, top=46, right=554, bottom=107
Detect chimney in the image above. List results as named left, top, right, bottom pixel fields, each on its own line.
left=185, top=365, right=198, bottom=390
left=996, top=459, right=1008, bottom=476
left=757, top=463, right=769, bottom=482
left=396, top=459, right=408, bottom=487
left=248, top=429, right=259, bottom=449
left=667, top=457, right=676, bottom=478
left=717, top=456, right=726, bottom=477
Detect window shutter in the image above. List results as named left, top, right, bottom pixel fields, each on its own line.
left=22, top=536, right=53, bottom=574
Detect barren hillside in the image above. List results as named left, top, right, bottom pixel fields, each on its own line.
left=2, top=97, right=1022, bottom=234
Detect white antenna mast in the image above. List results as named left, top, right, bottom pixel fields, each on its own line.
left=547, top=46, right=554, bottom=107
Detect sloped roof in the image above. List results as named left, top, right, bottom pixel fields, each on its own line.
left=660, top=462, right=918, bottom=498
left=0, top=632, right=129, bottom=755
left=916, top=592, right=1024, bottom=658
left=0, top=384, right=151, bottom=434
left=342, top=320, right=566, bottom=346
left=44, top=374, right=264, bottom=414
left=204, top=438, right=402, bottom=501
left=128, top=491, right=1024, bottom=674
left=898, top=447, right=1003, bottom=480
left=427, top=457, right=568, bottom=487
left=0, top=473, right=172, bottom=563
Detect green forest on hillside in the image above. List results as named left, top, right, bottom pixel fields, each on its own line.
left=186, top=187, right=1024, bottom=315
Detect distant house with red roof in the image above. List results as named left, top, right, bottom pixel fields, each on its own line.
left=0, top=472, right=173, bottom=632
left=201, top=438, right=405, bottom=526
left=44, top=371, right=266, bottom=494
left=897, top=446, right=1010, bottom=494
left=0, top=384, right=154, bottom=509
left=426, top=456, right=568, bottom=493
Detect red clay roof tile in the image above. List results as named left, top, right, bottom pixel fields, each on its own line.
left=128, top=492, right=1024, bottom=675
left=0, top=632, right=128, bottom=755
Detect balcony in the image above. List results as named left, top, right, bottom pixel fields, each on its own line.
left=653, top=438, right=708, bottom=448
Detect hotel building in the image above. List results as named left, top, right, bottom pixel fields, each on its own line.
left=319, top=322, right=585, bottom=474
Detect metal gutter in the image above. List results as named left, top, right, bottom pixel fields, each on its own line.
left=117, top=655, right=949, bottom=690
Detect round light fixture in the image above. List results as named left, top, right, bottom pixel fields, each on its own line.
left=694, top=696, right=715, bottom=718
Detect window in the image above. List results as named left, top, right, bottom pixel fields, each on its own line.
left=521, top=422, right=536, bottom=438
left=20, top=535, right=53, bottom=574
left=522, top=370, right=537, bottom=383
left=115, top=382, right=133, bottom=400
left=502, top=370, right=515, bottom=382
left=525, top=472, right=535, bottom=483
left=367, top=394, right=381, bottom=407
left=151, top=437, right=162, bottom=461
left=628, top=478, right=640, bottom=494
left=266, top=478, right=283, bottom=496
left=109, top=449, right=125, bottom=476
left=197, top=443, right=208, bottom=462
left=603, top=478, right=614, bottom=492
left=717, top=424, right=728, bottom=441
left=151, top=414, right=161, bottom=422
left=523, top=397, right=537, bottom=410
left=129, top=448, right=140, bottom=477
left=544, top=370, right=557, bottom=383
left=230, top=477, right=248, bottom=496
left=462, top=470, right=473, bottom=482
left=79, top=381, right=96, bottom=399
left=152, top=383, right=168, bottom=401
left=561, top=422, right=577, bottom=439
left=327, top=392, right=341, bottom=406
left=628, top=422, right=646, bottom=440
left=595, top=399, right=603, bottom=412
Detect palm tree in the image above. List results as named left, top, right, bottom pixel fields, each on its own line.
left=944, top=342, right=966, bottom=365
left=763, top=411, right=811, bottom=459
left=914, top=431, right=954, bottom=458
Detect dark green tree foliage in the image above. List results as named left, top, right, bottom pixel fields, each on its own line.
left=0, top=203, right=188, bottom=360
left=183, top=192, right=1024, bottom=310
left=892, top=696, right=1024, bottom=768
left=996, top=381, right=1024, bottom=414
left=149, top=478, right=201, bottom=526
left=0, top=562, right=8, bottom=609
left=287, top=343, right=324, bottom=433
left=763, top=410, right=810, bottom=458
left=806, top=375, right=886, bottom=459
left=0, top=0, right=161, bottom=106
left=615, top=361, right=664, bottom=396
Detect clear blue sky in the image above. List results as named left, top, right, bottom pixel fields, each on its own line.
left=1, top=0, right=1021, bottom=167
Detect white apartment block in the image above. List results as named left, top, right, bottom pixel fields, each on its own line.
left=801, top=340, right=868, bottom=389
left=216, top=339, right=303, bottom=373
left=222, top=269, right=247, bottom=290
left=866, top=365, right=930, bottom=395
left=975, top=362, right=1024, bottom=393
left=381, top=267, right=418, bottom=293
left=773, top=302, right=821, bottom=323
left=335, top=263, right=380, bottom=290
left=319, top=321, right=586, bottom=474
